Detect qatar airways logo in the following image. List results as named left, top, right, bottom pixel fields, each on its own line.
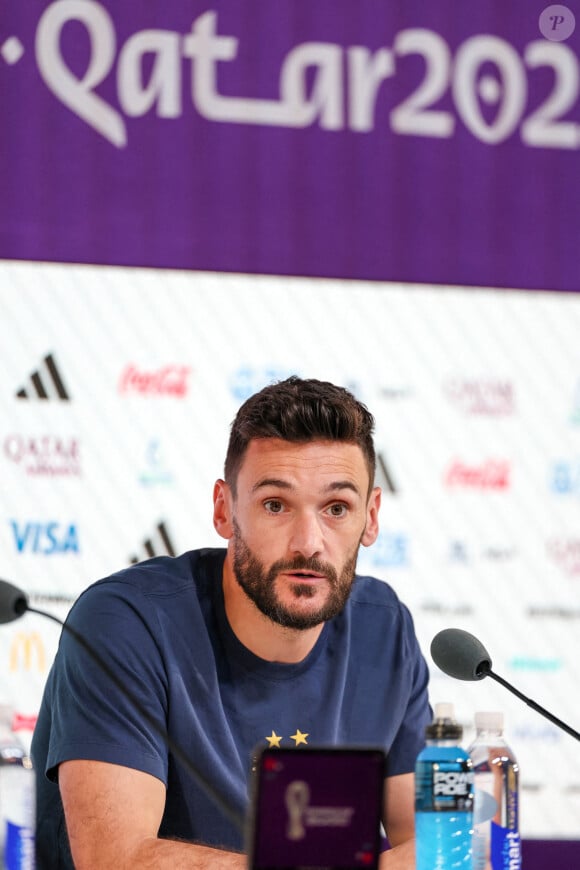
left=119, top=365, right=191, bottom=397
left=445, top=460, right=511, bottom=490
left=546, top=537, right=580, bottom=577
left=444, top=378, right=514, bottom=416
left=4, top=434, right=80, bottom=476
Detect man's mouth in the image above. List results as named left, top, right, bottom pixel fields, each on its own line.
left=286, top=571, right=326, bottom=581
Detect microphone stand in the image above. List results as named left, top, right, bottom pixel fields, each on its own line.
left=26, top=605, right=246, bottom=832
left=478, top=661, right=580, bottom=742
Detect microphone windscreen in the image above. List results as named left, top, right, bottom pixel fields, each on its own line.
left=430, top=628, right=492, bottom=681
left=0, top=579, right=29, bottom=624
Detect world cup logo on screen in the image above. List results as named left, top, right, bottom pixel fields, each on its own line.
left=285, top=780, right=310, bottom=841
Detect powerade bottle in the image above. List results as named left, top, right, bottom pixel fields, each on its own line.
left=415, top=702, right=473, bottom=870
left=468, top=712, right=521, bottom=870
left=0, top=707, right=35, bottom=870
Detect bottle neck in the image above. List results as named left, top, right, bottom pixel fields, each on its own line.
left=475, top=729, right=505, bottom=741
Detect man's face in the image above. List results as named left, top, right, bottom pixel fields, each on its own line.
left=216, top=439, right=380, bottom=630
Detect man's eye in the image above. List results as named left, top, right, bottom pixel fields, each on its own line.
left=328, top=503, right=347, bottom=517
left=264, top=500, right=284, bottom=514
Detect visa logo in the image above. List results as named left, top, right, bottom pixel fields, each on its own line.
left=10, top=521, right=80, bottom=555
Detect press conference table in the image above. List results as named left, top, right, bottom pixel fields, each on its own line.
left=521, top=838, right=580, bottom=870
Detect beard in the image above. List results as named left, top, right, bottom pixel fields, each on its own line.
left=231, top=519, right=361, bottom=630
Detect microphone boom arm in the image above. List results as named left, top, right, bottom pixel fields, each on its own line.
left=483, top=664, right=580, bottom=742
left=430, top=627, right=580, bottom=743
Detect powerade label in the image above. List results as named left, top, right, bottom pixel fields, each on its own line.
left=5, top=820, right=35, bottom=870
left=491, top=822, right=521, bottom=870
left=415, top=760, right=474, bottom=812
left=434, top=769, right=472, bottom=798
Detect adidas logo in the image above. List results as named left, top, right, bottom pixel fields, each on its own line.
left=376, top=452, right=397, bottom=494
left=15, top=353, right=70, bottom=401
left=129, top=521, right=176, bottom=565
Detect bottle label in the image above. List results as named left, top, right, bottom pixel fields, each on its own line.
left=5, top=821, right=35, bottom=870
left=0, top=766, right=35, bottom=870
left=416, top=760, right=474, bottom=811
left=491, top=823, right=521, bottom=870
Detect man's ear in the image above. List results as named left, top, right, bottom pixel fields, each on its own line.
left=213, top=479, right=234, bottom=540
left=361, top=486, right=381, bottom=547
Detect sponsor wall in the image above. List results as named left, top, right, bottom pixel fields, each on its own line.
left=2, top=0, right=580, bottom=849
left=2, top=261, right=580, bottom=839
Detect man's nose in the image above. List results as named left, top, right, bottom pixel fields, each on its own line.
left=288, top=511, right=324, bottom=558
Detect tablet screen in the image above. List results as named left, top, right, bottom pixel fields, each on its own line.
left=247, top=747, right=385, bottom=870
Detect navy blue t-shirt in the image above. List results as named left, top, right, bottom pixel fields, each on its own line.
left=32, top=548, right=430, bottom=867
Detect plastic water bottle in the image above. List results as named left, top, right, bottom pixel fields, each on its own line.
left=468, top=712, right=521, bottom=870
left=0, top=707, right=35, bottom=870
left=415, top=702, right=474, bottom=869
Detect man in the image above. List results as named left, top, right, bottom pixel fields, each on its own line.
left=32, top=376, right=431, bottom=869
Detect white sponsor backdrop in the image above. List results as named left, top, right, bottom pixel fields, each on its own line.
left=1, top=260, right=579, bottom=838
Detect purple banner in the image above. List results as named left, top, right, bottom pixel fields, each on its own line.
left=1, top=1, right=579, bottom=290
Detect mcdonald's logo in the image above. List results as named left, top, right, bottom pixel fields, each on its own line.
left=10, top=632, right=46, bottom=673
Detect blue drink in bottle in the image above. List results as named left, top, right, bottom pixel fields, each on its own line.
left=415, top=702, right=473, bottom=869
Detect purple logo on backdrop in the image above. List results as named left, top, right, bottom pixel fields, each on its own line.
left=546, top=537, right=580, bottom=576
left=444, top=379, right=514, bottom=416
left=8, top=3, right=578, bottom=153
left=2, top=2, right=580, bottom=292
left=4, top=435, right=81, bottom=477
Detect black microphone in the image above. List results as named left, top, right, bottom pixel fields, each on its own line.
left=0, top=578, right=245, bottom=832
left=431, top=627, right=580, bottom=742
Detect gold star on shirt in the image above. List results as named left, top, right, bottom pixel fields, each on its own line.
left=266, top=731, right=282, bottom=747
left=290, top=729, right=309, bottom=745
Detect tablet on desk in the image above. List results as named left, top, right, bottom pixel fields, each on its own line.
left=247, top=746, right=386, bottom=870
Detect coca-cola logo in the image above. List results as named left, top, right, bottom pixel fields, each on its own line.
left=12, top=712, right=38, bottom=733
left=444, top=378, right=514, bottom=415
left=119, top=364, right=191, bottom=396
left=3, top=434, right=80, bottom=476
left=445, top=460, right=510, bottom=490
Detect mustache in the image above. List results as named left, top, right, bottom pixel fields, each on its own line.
left=269, top=556, right=337, bottom=583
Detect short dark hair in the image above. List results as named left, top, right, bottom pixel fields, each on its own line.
left=224, top=376, right=376, bottom=496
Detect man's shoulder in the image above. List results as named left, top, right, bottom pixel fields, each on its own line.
left=343, top=574, right=423, bottom=662
left=349, top=573, right=404, bottom=610
left=80, top=547, right=226, bottom=603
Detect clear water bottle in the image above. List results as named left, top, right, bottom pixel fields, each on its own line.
left=468, top=712, right=521, bottom=870
left=0, top=707, right=35, bottom=870
left=415, top=702, right=474, bottom=870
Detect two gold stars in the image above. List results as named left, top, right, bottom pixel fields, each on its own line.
left=266, top=729, right=309, bottom=747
